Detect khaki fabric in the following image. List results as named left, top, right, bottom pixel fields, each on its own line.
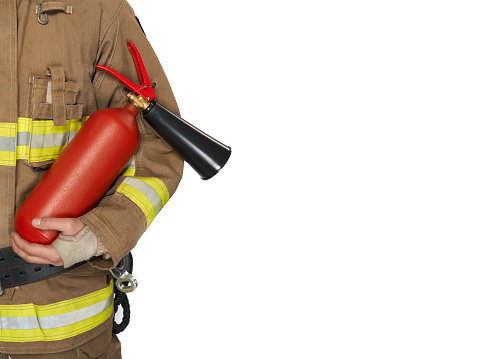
left=2, top=324, right=121, bottom=358
left=0, top=0, right=183, bottom=354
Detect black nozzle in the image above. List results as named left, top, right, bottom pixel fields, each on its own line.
left=143, top=102, right=231, bottom=180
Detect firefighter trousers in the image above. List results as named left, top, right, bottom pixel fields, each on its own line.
left=0, top=333, right=121, bottom=359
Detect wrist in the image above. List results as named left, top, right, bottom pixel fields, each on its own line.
left=52, top=226, right=99, bottom=268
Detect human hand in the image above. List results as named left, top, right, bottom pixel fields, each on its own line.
left=11, top=217, right=86, bottom=266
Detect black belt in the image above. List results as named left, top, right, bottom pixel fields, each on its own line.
left=0, top=247, right=85, bottom=294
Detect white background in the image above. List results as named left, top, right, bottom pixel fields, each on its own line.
left=122, top=1, right=479, bottom=358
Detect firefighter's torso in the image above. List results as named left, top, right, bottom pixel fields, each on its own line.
left=0, top=0, right=111, bottom=247
left=0, top=0, right=126, bottom=354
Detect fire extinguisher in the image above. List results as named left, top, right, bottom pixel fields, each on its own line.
left=96, top=43, right=231, bottom=180
left=14, top=42, right=231, bottom=244
left=14, top=104, right=140, bottom=244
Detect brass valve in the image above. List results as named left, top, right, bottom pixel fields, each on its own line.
left=127, top=93, right=150, bottom=111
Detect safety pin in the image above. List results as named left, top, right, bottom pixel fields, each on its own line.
left=37, top=4, right=49, bottom=25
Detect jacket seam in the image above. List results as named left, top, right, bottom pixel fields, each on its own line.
left=94, top=0, right=124, bottom=95
left=90, top=211, right=123, bottom=262
left=102, top=193, right=123, bottom=261
left=121, top=192, right=148, bottom=230
left=98, top=0, right=125, bottom=45
left=93, top=17, right=120, bottom=95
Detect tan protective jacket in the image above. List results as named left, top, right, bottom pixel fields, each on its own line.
left=0, top=0, right=183, bottom=354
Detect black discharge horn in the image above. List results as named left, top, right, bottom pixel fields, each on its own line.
left=142, top=101, right=231, bottom=180
left=96, top=42, right=231, bottom=180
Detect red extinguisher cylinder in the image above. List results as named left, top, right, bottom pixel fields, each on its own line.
left=14, top=104, right=140, bottom=244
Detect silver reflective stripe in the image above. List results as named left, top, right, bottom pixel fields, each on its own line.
left=0, top=136, right=15, bottom=152
left=16, top=132, right=29, bottom=147
left=0, top=296, right=113, bottom=330
left=30, top=132, right=71, bottom=149
left=69, top=130, right=80, bottom=140
left=16, top=129, right=79, bottom=149
left=124, top=157, right=135, bottom=170
left=123, top=177, right=163, bottom=214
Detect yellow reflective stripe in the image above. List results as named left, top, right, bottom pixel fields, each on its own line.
left=0, top=302, right=113, bottom=342
left=0, top=281, right=114, bottom=342
left=16, top=145, right=28, bottom=161
left=138, top=177, right=170, bottom=205
left=69, top=118, right=87, bottom=132
left=0, top=122, right=17, bottom=136
left=117, top=182, right=156, bottom=226
left=27, top=145, right=68, bottom=162
left=17, top=118, right=87, bottom=135
left=0, top=151, right=16, bottom=166
left=121, top=157, right=136, bottom=177
left=0, top=122, right=17, bottom=166
left=122, top=168, right=136, bottom=176
left=117, top=177, right=169, bottom=227
left=0, top=117, right=89, bottom=166
left=0, top=280, right=112, bottom=317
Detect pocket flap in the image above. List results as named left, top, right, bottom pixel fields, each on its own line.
left=32, top=78, right=79, bottom=105
left=32, top=103, right=84, bottom=121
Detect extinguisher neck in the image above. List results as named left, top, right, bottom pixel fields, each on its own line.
left=124, top=103, right=140, bottom=117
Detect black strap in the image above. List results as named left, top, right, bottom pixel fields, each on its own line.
left=136, top=16, right=146, bottom=36
left=112, top=288, right=131, bottom=334
left=0, top=247, right=85, bottom=290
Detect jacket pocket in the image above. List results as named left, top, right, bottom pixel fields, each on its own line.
left=21, top=66, right=85, bottom=168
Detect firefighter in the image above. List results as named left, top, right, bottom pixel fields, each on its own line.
left=0, top=0, right=183, bottom=357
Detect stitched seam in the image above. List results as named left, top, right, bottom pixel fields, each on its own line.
left=94, top=17, right=120, bottom=95
left=0, top=310, right=112, bottom=340
left=117, top=193, right=147, bottom=230
left=98, top=0, right=125, bottom=44
left=107, top=193, right=125, bottom=257
left=1, top=281, right=109, bottom=312
left=0, top=263, right=29, bottom=272
left=37, top=2, right=71, bottom=12
left=58, top=227, right=90, bottom=242
left=0, top=313, right=112, bottom=350
left=83, top=211, right=123, bottom=264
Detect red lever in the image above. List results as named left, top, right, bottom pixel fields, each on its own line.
left=95, top=42, right=156, bottom=102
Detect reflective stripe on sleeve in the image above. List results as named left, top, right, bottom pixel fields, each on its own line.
left=117, top=176, right=170, bottom=227
left=0, top=281, right=114, bottom=342
left=121, top=157, right=136, bottom=177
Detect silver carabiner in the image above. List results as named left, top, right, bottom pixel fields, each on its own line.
left=109, top=254, right=138, bottom=293
left=37, top=4, right=49, bottom=25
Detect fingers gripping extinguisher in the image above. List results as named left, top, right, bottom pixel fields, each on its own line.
left=14, top=42, right=231, bottom=245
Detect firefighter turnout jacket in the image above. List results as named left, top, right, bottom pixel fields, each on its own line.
left=0, top=0, right=183, bottom=354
